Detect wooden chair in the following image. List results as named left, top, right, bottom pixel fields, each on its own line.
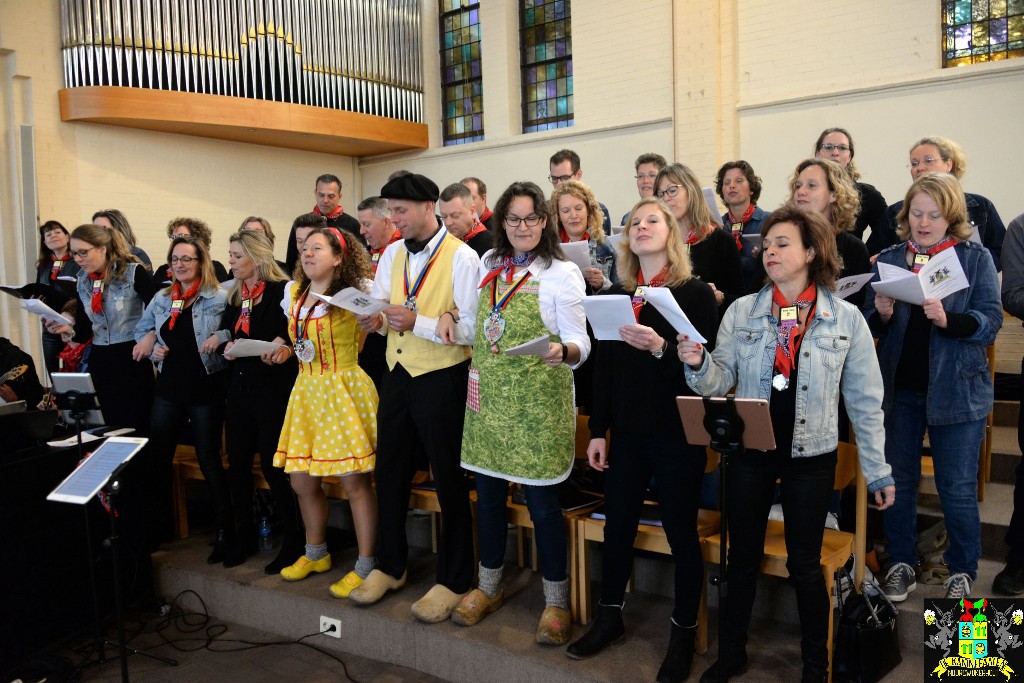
left=574, top=448, right=721, bottom=654
left=699, top=441, right=864, bottom=681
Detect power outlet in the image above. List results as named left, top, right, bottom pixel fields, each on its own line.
left=320, top=615, right=341, bottom=638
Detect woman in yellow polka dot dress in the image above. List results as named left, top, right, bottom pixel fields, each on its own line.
left=269, top=224, right=379, bottom=598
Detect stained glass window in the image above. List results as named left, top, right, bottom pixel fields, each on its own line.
left=943, top=0, right=1024, bottom=66
left=520, top=0, right=573, bottom=133
left=440, top=0, right=484, bottom=146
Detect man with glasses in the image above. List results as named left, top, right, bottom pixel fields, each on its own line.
left=548, top=149, right=612, bottom=231
left=621, top=152, right=667, bottom=226
left=350, top=173, right=481, bottom=625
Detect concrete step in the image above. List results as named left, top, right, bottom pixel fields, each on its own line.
left=918, top=482, right=1013, bottom=561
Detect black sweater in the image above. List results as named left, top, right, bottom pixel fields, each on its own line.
left=589, top=278, right=720, bottom=439
left=218, top=279, right=298, bottom=397
left=690, top=228, right=743, bottom=315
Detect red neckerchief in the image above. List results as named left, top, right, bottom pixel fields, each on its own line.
left=726, top=204, right=756, bottom=251
left=907, top=236, right=957, bottom=273
left=234, top=280, right=266, bottom=335
left=369, top=231, right=402, bottom=275
left=313, top=205, right=344, bottom=220
left=772, top=282, right=817, bottom=383
left=462, top=220, right=487, bottom=244
left=631, top=266, right=669, bottom=321
left=479, top=207, right=492, bottom=224
left=685, top=230, right=699, bottom=245
left=559, top=228, right=590, bottom=243
left=51, top=254, right=70, bottom=281
left=168, top=279, right=202, bottom=330
left=89, top=271, right=105, bottom=313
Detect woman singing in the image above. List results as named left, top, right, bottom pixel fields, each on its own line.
left=34, top=220, right=81, bottom=374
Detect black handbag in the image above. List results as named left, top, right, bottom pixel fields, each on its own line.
left=833, top=566, right=902, bottom=682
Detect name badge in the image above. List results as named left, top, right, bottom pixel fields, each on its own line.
left=241, top=298, right=252, bottom=313
left=914, top=253, right=930, bottom=268
left=780, top=305, right=798, bottom=330
left=92, top=279, right=103, bottom=295
left=171, top=299, right=184, bottom=311
left=51, top=262, right=62, bottom=276
left=632, top=286, right=647, bottom=307
left=731, top=222, right=743, bottom=234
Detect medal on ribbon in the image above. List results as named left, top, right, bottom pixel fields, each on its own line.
left=292, top=286, right=319, bottom=363
left=484, top=270, right=533, bottom=354
left=404, top=295, right=417, bottom=312
left=403, top=230, right=448, bottom=314
left=484, top=312, right=506, bottom=354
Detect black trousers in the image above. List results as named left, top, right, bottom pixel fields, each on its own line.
left=375, top=360, right=474, bottom=593
left=1006, top=357, right=1024, bottom=564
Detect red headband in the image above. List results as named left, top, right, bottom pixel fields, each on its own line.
left=325, top=227, right=348, bottom=256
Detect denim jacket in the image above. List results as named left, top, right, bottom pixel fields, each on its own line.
left=589, top=238, right=618, bottom=293
left=75, top=263, right=147, bottom=345
left=862, top=241, right=1002, bottom=425
left=685, top=285, right=893, bottom=493
left=134, top=286, right=230, bottom=374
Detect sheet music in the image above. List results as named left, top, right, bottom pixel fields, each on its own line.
left=504, top=335, right=550, bottom=356
left=641, top=287, right=707, bottom=343
left=561, top=240, right=592, bottom=273
left=311, top=288, right=390, bottom=315
left=582, top=295, right=636, bottom=341
left=223, top=338, right=281, bottom=359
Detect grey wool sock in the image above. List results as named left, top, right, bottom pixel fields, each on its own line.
left=354, top=555, right=377, bottom=579
left=543, top=577, right=570, bottom=609
left=478, top=563, right=503, bottom=599
left=305, top=542, right=329, bottom=561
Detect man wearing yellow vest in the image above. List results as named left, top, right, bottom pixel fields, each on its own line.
left=350, top=173, right=481, bottom=623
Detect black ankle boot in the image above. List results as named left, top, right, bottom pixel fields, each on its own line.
left=699, top=651, right=748, bottom=683
left=264, top=529, right=304, bottom=575
left=207, top=529, right=229, bottom=564
left=222, top=526, right=256, bottom=569
left=565, top=602, right=625, bottom=659
left=657, top=620, right=696, bottom=683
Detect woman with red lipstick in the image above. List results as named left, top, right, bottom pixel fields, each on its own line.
left=864, top=173, right=1001, bottom=604
left=679, top=205, right=894, bottom=683
left=134, top=236, right=230, bottom=558
left=655, top=163, right=742, bottom=315
left=567, top=197, right=718, bottom=682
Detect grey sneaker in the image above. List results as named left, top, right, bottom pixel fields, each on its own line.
left=944, top=573, right=973, bottom=599
left=881, top=562, right=917, bottom=602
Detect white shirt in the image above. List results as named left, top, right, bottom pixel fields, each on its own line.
left=478, top=250, right=591, bottom=369
left=371, top=227, right=481, bottom=346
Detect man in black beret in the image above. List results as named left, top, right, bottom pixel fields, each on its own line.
left=350, top=172, right=481, bottom=624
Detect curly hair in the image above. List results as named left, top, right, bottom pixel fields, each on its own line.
left=910, top=136, right=967, bottom=179
left=36, top=220, right=69, bottom=270
left=788, top=158, right=860, bottom=234
left=549, top=179, right=607, bottom=244
left=293, top=227, right=371, bottom=297
left=617, top=197, right=693, bottom=292
left=654, top=163, right=719, bottom=240
left=760, top=205, right=842, bottom=290
left=895, top=173, right=972, bottom=242
left=166, top=217, right=213, bottom=248
left=70, top=223, right=142, bottom=283
left=714, top=160, right=763, bottom=205
left=488, top=181, right=563, bottom=270
left=814, top=127, right=860, bottom=180
left=163, top=236, right=219, bottom=296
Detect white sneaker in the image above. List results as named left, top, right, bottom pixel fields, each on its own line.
left=944, top=573, right=972, bottom=599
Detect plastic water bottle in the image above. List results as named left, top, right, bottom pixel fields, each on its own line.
left=259, top=516, right=274, bottom=552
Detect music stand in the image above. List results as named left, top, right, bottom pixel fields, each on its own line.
left=47, top=436, right=175, bottom=681
left=677, top=396, right=774, bottom=666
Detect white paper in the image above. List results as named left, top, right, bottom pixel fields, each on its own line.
left=47, top=432, right=102, bottom=448
left=740, top=233, right=762, bottom=248
left=561, top=240, right=592, bottom=273
left=311, top=288, right=390, bottom=315
left=875, top=262, right=905, bottom=281
left=21, top=299, right=73, bottom=324
left=607, top=232, right=627, bottom=252
left=831, top=273, right=875, bottom=300
left=582, top=295, right=637, bottom=340
left=610, top=224, right=625, bottom=235
left=641, top=287, right=708, bottom=343
left=57, top=275, right=77, bottom=282
left=224, top=338, right=282, bottom=359
left=702, top=188, right=724, bottom=226
left=503, top=335, right=551, bottom=356
left=872, top=248, right=968, bottom=305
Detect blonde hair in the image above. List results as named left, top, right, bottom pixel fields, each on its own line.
left=616, top=197, right=693, bottom=292
left=895, top=173, right=972, bottom=242
left=788, top=158, right=860, bottom=234
left=70, top=223, right=141, bottom=284
left=653, top=163, right=719, bottom=241
left=238, top=216, right=276, bottom=244
left=163, top=237, right=218, bottom=296
left=910, top=136, right=967, bottom=179
left=549, top=179, right=607, bottom=244
left=225, top=231, right=289, bottom=305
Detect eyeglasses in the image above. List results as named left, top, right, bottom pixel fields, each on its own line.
left=505, top=214, right=544, bottom=227
left=70, top=247, right=97, bottom=258
left=548, top=174, right=574, bottom=185
left=909, top=157, right=942, bottom=168
left=170, top=232, right=191, bottom=240
left=819, top=143, right=851, bottom=153
left=634, top=172, right=659, bottom=181
left=170, top=256, right=198, bottom=264
left=655, top=184, right=683, bottom=200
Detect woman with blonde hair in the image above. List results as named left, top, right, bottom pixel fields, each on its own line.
left=567, top=197, right=719, bottom=682
left=204, top=231, right=301, bottom=569
left=654, top=163, right=742, bottom=314
left=865, top=172, right=1001, bottom=603
left=869, top=136, right=1006, bottom=264
left=134, top=236, right=230, bottom=557
left=550, top=179, right=617, bottom=294
left=788, top=158, right=871, bottom=307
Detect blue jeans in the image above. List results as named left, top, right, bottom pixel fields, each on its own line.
left=883, top=390, right=985, bottom=578
left=474, top=472, right=566, bottom=582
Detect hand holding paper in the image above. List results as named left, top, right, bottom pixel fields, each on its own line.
left=582, top=295, right=637, bottom=340
left=640, top=287, right=708, bottom=343
left=223, top=338, right=282, bottom=359
left=872, top=248, right=968, bottom=305
left=311, top=288, right=390, bottom=315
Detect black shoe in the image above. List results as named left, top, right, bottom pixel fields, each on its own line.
left=657, top=620, right=696, bottom=683
left=993, top=562, right=1024, bottom=596
left=223, top=528, right=257, bottom=569
left=565, top=602, right=625, bottom=659
left=264, top=532, right=304, bottom=575
left=206, top=529, right=228, bottom=564
left=699, top=653, right=748, bottom=683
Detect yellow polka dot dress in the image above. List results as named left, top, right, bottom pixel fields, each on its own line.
left=274, top=283, right=378, bottom=476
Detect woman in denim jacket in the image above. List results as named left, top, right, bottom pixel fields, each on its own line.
left=864, top=173, right=1002, bottom=604
left=134, top=236, right=231, bottom=559
left=679, top=206, right=894, bottom=683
